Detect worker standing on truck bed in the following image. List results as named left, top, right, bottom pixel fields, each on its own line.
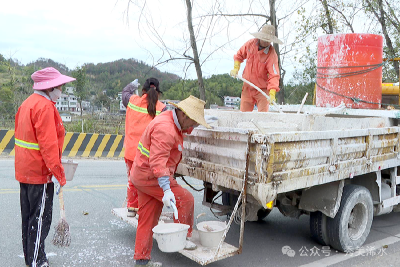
left=15, top=67, right=75, bottom=267
left=230, top=24, right=283, bottom=112
left=131, top=95, right=211, bottom=267
left=122, top=78, right=166, bottom=217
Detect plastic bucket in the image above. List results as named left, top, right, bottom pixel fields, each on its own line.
left=152, top=223, right=189, bottom=252
left=61, top=159, right=78, bottom=181
left=316, top=33, right=383, bottom=109
left=196, top=221, right=227, bottom=247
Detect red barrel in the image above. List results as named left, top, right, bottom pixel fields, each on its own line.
left=316, top=33, right=383, bottom=109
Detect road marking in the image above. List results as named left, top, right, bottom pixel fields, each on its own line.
left=299, top=233, right=400, bottom=267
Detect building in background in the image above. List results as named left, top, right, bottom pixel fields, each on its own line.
left=65, top=86, right=75, bottom=94
left=224, top=96, right=240, bottom=109
left=161, top=100, right=179, bottom=110
left=80, top=101, right=91, bottom=111
left=60, top=113, right=72, bottom=122
left=55, top=93, right=78, bottom=112
left=118, top=92, right=127, bottom=114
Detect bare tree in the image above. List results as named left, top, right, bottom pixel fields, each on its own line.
left=363, top=0, right=399, bottom=79
left=124, top=0, right=236, bottom=101
left=185, top=0, right=205, bottom=100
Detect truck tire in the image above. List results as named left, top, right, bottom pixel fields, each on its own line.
left=326, top=184, right=373, bottom=252
left=310, top=211, right=329, bottom=246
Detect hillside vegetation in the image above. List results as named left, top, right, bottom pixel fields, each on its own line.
left=0, top=54, right=245, bottom=120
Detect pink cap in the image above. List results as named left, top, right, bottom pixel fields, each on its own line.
left=31, top=67, right=76, bottom=90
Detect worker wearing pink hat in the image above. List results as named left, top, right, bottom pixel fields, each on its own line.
left=15, top=67, right=75, bottom=267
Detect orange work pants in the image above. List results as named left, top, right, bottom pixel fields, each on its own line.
left=133, top=178, right=194, bottom=260
left=125, top=158, right=138, bottom=209
left=240, top=83, right=271, bottom=112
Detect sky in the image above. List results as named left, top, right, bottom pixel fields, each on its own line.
left=0, top=0, right=256, bottom=80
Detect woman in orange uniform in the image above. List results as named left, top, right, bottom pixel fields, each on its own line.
left=15, top=67, right=75, bottom=267
left=122, top=77, right=166, bottom=217
left=132, top=96, right=211, bottom=267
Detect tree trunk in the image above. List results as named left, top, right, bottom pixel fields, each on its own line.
left=185, top=0, right=206, bottom=101
left=378, top=0, right=399, bottom=79
left=320, top=0, right=334, bottom=34
left=365, top=0, right=399, bottom=79
left=269, top=0, right=284, bottom=104
left=80, top=99, right=84, bottom=133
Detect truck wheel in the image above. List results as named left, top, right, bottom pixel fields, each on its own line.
left=326, top=184, right=373, bottom=252
left=310, top=211, right=329, bottom=246
left=257, top=208, right=272, bottom=221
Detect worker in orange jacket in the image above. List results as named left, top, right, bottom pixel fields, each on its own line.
left=131, top=95, right=211, bottom=267
left=15, top=67, right=75, bottom=267
left=230, top=24, right=283, bottom=112
left=122, top=77, right=166, bottom=217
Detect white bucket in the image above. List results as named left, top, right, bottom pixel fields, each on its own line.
left=152, top=223, right=189, bottom=252
left=62, top=159, right=78, bottom=181
left=197, top=221, right=227, bottom=247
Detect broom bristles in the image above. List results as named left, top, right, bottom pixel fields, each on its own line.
left=52, top=218, right=71, bottom=247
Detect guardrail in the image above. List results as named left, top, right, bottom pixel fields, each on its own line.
left=0, top=129, right=125, bottom=158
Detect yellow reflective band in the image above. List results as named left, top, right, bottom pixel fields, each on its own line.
left=127, top=102, right=161, bottom=115
left=138, top=141, right=150, bottom=157
left=15, top=138, right=40, bottom=150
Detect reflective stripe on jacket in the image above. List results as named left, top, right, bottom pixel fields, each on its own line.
left=234, top=38, right=280, bottom=91
left=124, top=94, right=166, bottom=161
left=14, top=93, right=66, bottom=186
left=132, top=110, right=183, bottom=185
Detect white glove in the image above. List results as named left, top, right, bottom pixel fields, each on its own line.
left=51, top=176, right=61, bottom=195
left=162, top=189, right=176, bottom=208
left=131, top=79, right=140, bottom=88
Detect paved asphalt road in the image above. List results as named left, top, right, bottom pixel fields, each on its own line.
left=2, top=158, right=400, bottom=267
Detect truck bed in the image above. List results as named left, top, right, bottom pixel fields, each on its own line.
left=176, top=109, right=400, bottom=207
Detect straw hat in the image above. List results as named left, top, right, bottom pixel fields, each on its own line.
left=169, top=95, right=211, bottom=129
left=250, top=25, right=283, bottom=45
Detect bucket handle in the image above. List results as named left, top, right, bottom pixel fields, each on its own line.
left=196, top=213, right=225, bottom=232
left=196, top=213, right=207, bottom=225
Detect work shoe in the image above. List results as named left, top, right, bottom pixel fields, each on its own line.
left=184, top=239, right=197, bottom=250
left=134, top=260, right=162, bottom=267
left=127, top=207, right=138, bottom=217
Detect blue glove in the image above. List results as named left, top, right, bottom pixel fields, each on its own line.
left=51, top=176, right=61, bottom=195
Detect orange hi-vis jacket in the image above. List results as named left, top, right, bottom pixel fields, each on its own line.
left=14, top=93, right=66, bottom=186
left=132, top=110, right=184, bottom=185
left=234, top=38, right=280, bottom=91
left=124, top=94, right=166, bottom=161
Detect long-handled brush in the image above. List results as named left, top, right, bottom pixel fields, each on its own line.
left=52, top=187, right=71, bottom=247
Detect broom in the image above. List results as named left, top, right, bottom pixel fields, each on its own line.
left=52, top=187, right=71, bottom=247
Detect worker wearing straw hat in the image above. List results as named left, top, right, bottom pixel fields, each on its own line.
left=131, top=95, right=211, bottom=267
left=230, top=24, right=283, bottom=112
left=15, top=67, right=75, bottom=267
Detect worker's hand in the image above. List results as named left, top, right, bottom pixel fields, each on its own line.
left=131, top=79, right=140, bottom=88
left=230, top=61, right=241, bottom=77
left=162, top=189, right=176, bottom=208
left=51, top=176, right=61, bottom=195
left=269, top=89, right=276, bottom=103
